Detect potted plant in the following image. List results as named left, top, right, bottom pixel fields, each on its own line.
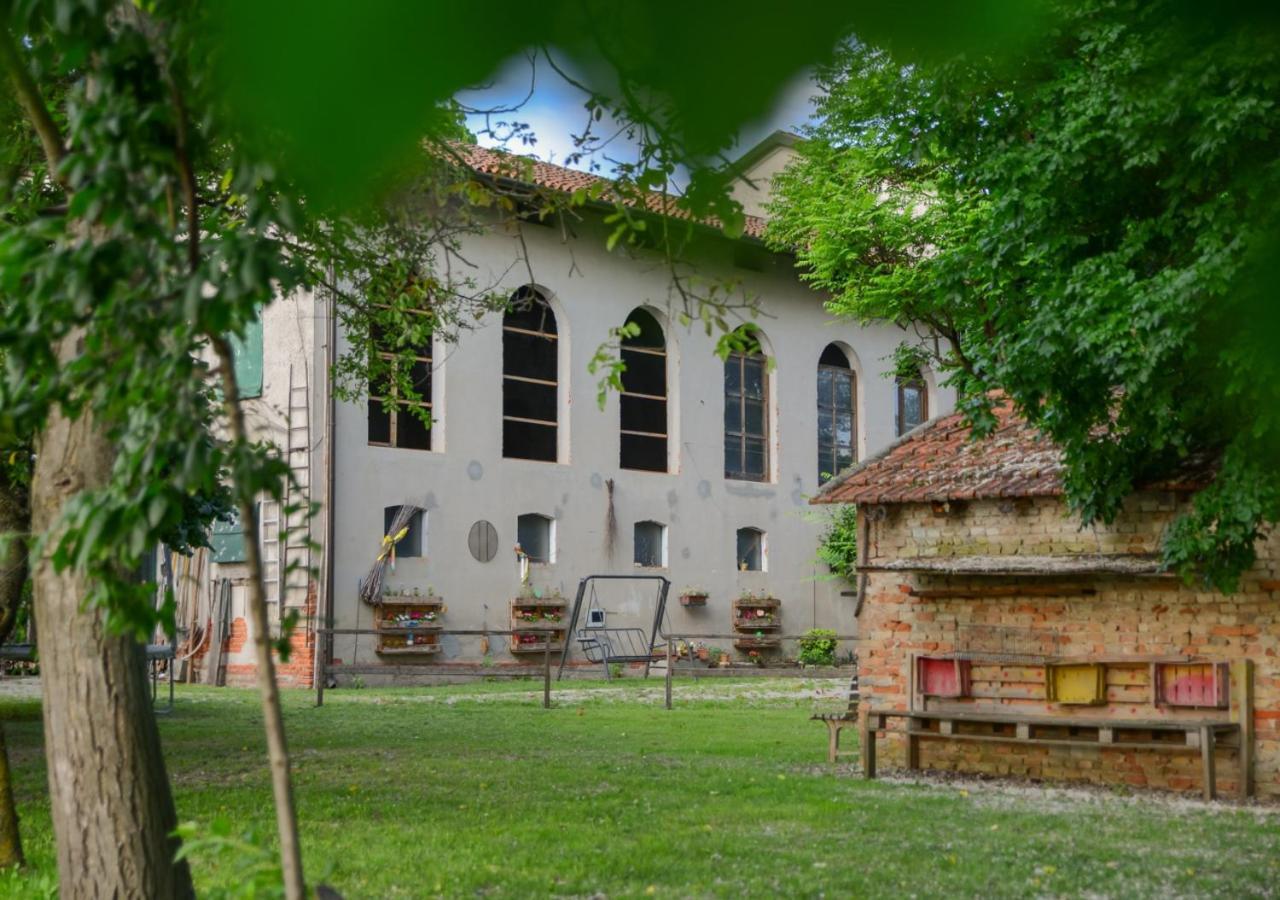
left=797, top=629, right=838, bottom=668
left=695, top=642, right=710, bottom=662
left=717, top=649, right=732, bottom=667
left=748, top=649, right=764, bottom=668
left=679, top=586, right=709, bottom=607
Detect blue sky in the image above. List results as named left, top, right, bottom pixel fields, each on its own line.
left=458, top=50, right=817, bottom=175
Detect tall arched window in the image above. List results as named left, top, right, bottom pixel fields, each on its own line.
left=619, top=308, right=668, bottom=472
left=896, top=370, right=928, bottom=436
left=817, top=344, right=856, bottom=484
left=724, top=328, right=769, bottom=482
left=503, top=286, right=558, bottom=462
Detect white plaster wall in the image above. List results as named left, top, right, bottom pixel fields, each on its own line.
left=324, top=213, right=955, bottom=672
left=206, top=290, right=317, bottom=666
left=729, top=144, right=801, bottom=218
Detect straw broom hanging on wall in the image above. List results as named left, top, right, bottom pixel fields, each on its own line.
left=358, top=502, right=422, bottom=605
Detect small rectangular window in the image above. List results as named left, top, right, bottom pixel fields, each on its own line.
left=736, top=527, right=765, bottom=572
left=633, top=521, right=666, bottom=568
left=383, top=505, right=424, bottom=558
left=517, top=513, right=553, bottom=564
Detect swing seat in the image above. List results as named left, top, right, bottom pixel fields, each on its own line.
left=557, top=574, right=672, bottom=681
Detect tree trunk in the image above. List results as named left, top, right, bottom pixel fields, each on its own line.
left=0, top=464, right=25, bottom=647
left=31, top=348, right=195, bottom=899
left=0, top=463, right=28, bottom=870
left=211, top=337, right=306, bottom=900
left=0, top=726, right=20, bottom=870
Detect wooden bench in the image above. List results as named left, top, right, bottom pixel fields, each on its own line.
left=810, top=674, right=860, bottom=763
left=862, top=709, right=1245, bottom=800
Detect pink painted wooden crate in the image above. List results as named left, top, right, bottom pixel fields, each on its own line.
left=916, top=656, right=972, bottom=698
left=1154, top=662, right=1229, bottom=708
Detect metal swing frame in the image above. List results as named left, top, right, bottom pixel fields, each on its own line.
left=556, top=574, right=671, bottom=681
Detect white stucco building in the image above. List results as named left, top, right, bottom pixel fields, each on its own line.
left=196, top=132, right=954, bottom=685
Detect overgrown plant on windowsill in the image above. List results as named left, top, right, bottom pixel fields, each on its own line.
left=814, top=504, right=858, bottom=583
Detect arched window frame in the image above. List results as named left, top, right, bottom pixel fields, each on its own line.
left=502, top=287, right=559, bottom=462
left=633, top=520, right=668, bottom=568
left=619, top=308, right=668, bottom=472
left=895, top=371, right=928, bottom=437
left=383, top=505, right=425, bottom=558
left=736, top=527, right=767, bottom=572
left=817, top=344, right=857, bottom=485
left=724, top=329, right=770, bottom=482
left=516, top=513, right=555, bottom=565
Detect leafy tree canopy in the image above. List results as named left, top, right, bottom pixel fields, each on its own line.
left=769, top=0, right=1280, bottom=591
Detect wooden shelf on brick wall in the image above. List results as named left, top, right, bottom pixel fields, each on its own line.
left=510, top=596, right=568, bottom=655
left=374, top=594, right=445, bottom=656
left=732, top=597, right=781, bottom=650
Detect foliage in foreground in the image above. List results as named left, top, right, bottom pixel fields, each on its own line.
left=770, top=1, right=1280, bottom=591
left=4, top=682, right=1279, bottom=898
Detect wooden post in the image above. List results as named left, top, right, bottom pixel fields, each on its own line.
left=543, top=644, right=551, bottom=710
left=1199, top=725, right=1216, bottom=801
left=1235, top=659, right=1255, bottom=799
left=827, top=722, right=840, bottom=763
left=906, top=730, right=920, bottom=770
left=862, top=718, right=877, bottom=779
left=665, top=641, right=673, bottom=710
left=314, top=627, right=325, bottom=708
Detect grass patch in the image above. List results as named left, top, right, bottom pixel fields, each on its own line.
left=1, top=680, right=1277, bottom=897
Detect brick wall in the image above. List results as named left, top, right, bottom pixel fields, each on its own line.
left=222, top=581, right=318, bottom=688
left=859, top=493, right=1280, bottom=798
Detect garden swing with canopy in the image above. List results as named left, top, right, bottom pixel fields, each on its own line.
left=556, top=574, right=671, bottom=681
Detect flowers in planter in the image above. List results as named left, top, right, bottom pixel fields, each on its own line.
left=679, top=586, right=709, bottom=606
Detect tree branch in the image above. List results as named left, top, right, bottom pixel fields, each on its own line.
left=0, top=23, right=67, bottom=190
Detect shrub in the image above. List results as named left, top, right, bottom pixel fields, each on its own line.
left=797, top=629, right=838, bottom=667
left=815, top=505, right=857, bottom=580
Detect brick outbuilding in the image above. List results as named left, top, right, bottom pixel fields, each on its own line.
left=814, top=399, right=1277, bottom=799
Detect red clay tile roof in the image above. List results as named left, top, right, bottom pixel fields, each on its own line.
left=813, top=398, right=1211, bottom=505
left=457, top=144, right=768, bottom=240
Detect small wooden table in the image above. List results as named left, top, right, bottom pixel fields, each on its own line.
left=862, top=709, right=1244, bottom=801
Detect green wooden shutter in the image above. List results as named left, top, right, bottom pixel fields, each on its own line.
left=210, top=510, right=248, bottom=563
left=232, top=318, right=263, bottom=399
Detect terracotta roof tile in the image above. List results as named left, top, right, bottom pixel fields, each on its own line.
left=813, top=398, right=1212, bottom=505
left=457, top=144, right=768, bottom=240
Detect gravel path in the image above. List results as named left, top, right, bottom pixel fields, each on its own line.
left=0, top=676, right=41, bottom=701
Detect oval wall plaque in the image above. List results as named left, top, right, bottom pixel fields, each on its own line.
left=467, top=519, right=499, bottom=563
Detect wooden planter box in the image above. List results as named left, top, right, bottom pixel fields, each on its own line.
left=510, top=597, right=568, bottom=655
left=732, top=598, right=781, bottom=653
left=679, top=593, right=709, bottom=607
left=1154, top=662, right=1229, bottom=708
left=916, top=656, right=972, bottom=698
left=509, top=634, right=565, bottom=654
left=374, top=595, right=444, bottom=656
left=733, top=637, right=781, bottom=651
left=1046, top=662, right=1107, bottom=705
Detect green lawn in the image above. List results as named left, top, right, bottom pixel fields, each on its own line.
left=1, top=678, right=1277, bottom=898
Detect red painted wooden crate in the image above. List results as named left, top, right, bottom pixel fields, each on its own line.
left=916, top=656, right=972, bottom=698
left=1154, top=662, right=1229, bottom=708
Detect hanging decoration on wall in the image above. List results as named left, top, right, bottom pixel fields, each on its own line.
left=358, top=501, right=423, bottom=605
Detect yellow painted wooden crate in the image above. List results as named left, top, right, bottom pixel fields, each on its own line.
left=1045, top=662, right=1106, bottom=705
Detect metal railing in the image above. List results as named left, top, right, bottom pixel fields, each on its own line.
left=315, top=626, right=858, bottom=711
